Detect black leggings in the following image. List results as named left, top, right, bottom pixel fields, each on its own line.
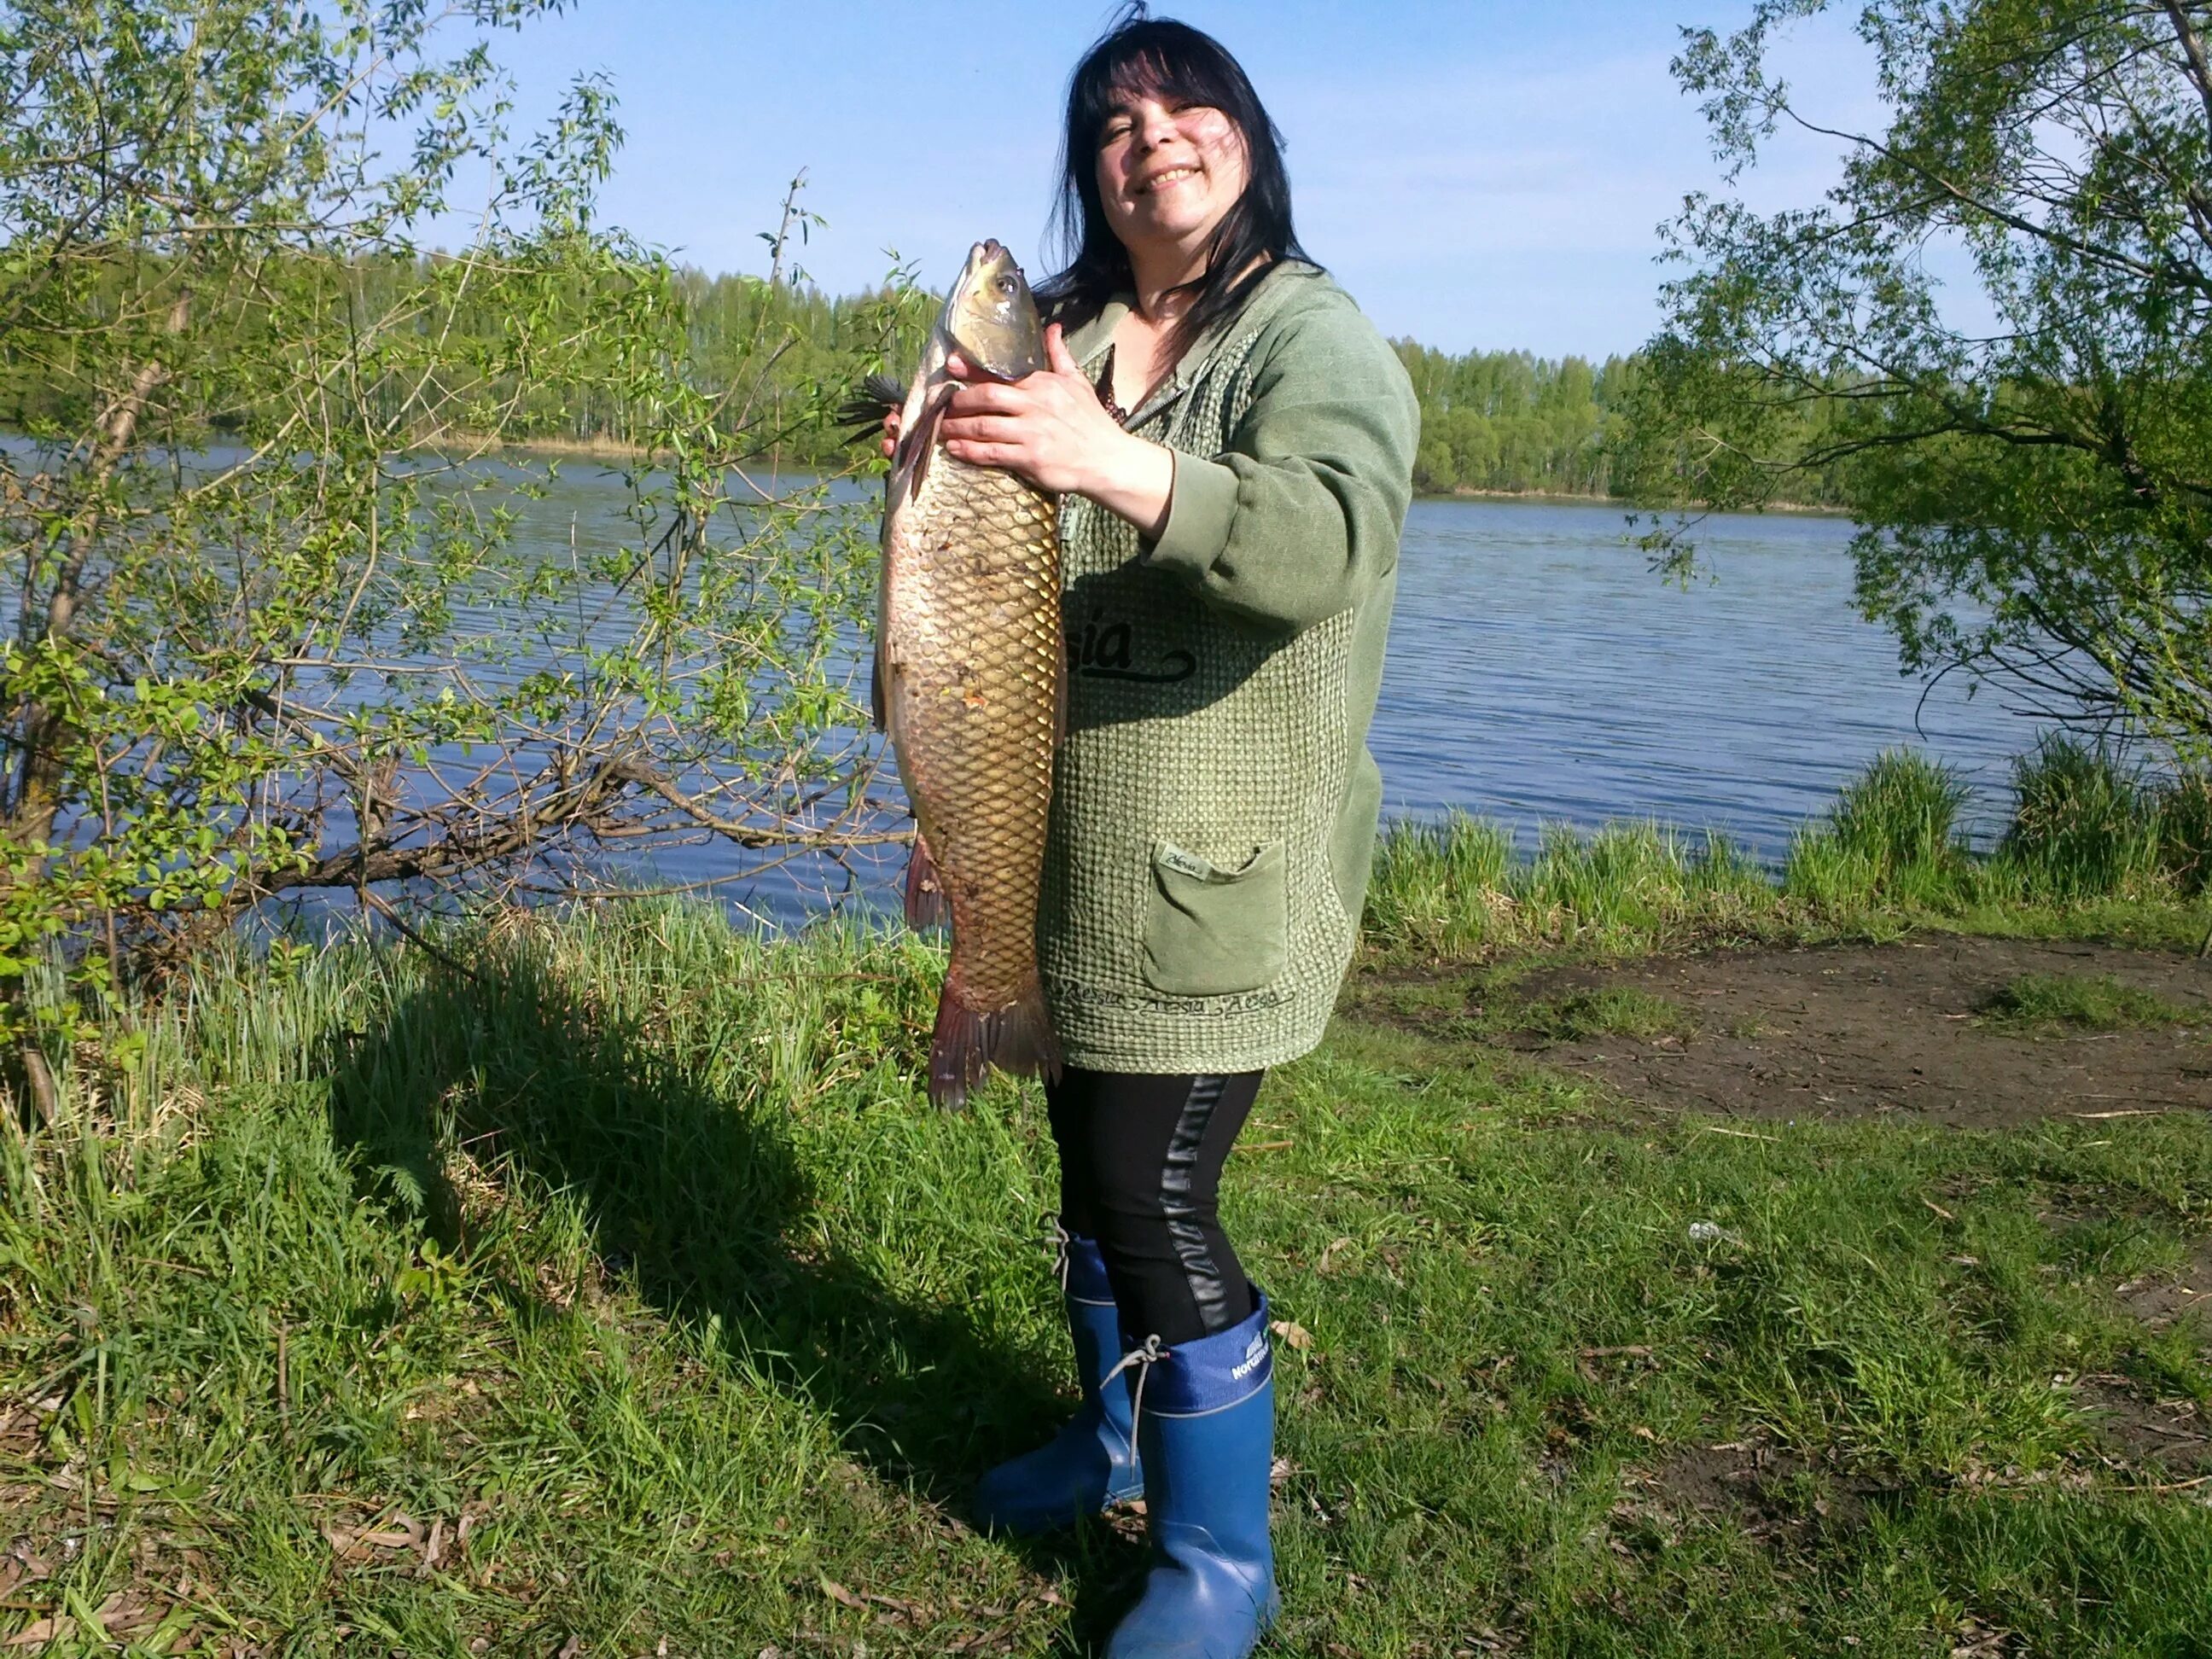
left=1045, top=1066, right=1265, bottom=1347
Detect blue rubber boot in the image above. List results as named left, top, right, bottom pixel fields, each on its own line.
left=972, top=1231, right=1144, bottom=1534
left=1103, top=1292, right=1279, bottom=1659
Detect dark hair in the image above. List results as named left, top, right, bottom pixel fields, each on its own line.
left=1040, top=8, right=1313, bottom=368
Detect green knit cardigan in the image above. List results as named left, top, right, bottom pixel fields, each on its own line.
left=1040, top=261, right=1419, bottom=1073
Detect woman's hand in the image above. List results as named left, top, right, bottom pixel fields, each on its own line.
left=938, top=323, right=1175, bottom=537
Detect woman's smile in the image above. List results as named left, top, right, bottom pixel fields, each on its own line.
left=1097, top=93, right=1249, bottom=259
left=1136, top=163, right=1201, bottom=195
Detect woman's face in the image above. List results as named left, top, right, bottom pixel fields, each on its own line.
left=1093, top=90, right=1249, bottom=257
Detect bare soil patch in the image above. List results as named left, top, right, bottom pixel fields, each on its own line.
left=2116, top=1239, right=2212, bottom=1330
left=1627, top=1439, right=1899, bottom=1557
left=1498, top=936, right=2212, bottom=1128
left=2075, top=1377, right=2212, bottom=1476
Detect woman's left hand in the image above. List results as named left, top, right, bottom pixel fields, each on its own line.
left=940, top=323, right=1131, bottom=496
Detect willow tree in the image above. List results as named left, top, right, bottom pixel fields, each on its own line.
left=1622, top=0, right=2212, bottom=754
left=0, top=0, right=896, bottom=1098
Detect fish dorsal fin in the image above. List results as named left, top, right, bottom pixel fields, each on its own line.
left=837, top=372, right=908, bottom=437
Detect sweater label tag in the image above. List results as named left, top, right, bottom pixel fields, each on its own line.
left=1155, top=843, right=1216, bottom=882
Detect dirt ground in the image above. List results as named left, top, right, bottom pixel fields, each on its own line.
left=1383, top=931, right=2212, bottom=1493
left=1501, top=934, right=2212, bottom=1130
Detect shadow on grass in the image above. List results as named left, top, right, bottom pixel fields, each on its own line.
left=325, top=947, right=1138, bottom=1645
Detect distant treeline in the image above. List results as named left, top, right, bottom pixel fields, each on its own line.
left=1393, top=343, right=1632, bottom=497
left=0, top=253, right=935, bottom=466
left=0, top=253, right=1842, bottom=502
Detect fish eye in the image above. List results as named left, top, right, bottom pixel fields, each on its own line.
left=994, top=276, right=1017, bottom=297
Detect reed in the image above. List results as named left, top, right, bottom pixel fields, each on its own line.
left=1367, top=746, right=2209, bottom=963
left=1999, top=736, right=2167, bottom=900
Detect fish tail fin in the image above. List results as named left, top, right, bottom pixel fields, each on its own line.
left=994, top=969, right=1063, bottom=1086
left=927, top=969, right=1062, bottom=1112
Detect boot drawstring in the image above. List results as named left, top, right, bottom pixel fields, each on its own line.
left=1104, top=1334, right=1172, bottom=1445
left=1046, top=1214, right=1074, bottom=1292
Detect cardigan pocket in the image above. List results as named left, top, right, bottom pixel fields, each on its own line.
left=1141, top=840, right=1289, bottom=997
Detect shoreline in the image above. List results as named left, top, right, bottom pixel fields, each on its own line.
left=480, top=445, right=1854, bottom=515
left=1416, top=483, right=1850, bottom=516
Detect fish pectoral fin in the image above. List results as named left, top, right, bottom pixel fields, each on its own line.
left=893, top=385, right=952, bottom=504
left=904, top=827, right=947, bottom=929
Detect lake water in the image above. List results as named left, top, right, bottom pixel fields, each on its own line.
left=615, top=491, right=2046, bottom=918
left=146, top=458, right=2036, bottom=928
left=1374, top=498, right=2043, bottom=857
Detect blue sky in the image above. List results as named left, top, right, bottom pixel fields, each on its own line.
left=472, top=1, right=1883, bottom=358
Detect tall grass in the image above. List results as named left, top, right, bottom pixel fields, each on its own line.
left=1784, top=748, right=1973, bottom=911
left=1365, top=815, right=1772, bottom=958
left=1370, top=743, right=2209, bottom=960
left=2155, top=769, right=2212, bottom=896
left=2000, top=736, right=2165, bottom=899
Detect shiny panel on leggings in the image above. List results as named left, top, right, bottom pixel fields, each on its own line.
left=1161, top=1074, right=1233, bottom=1334
left=1042, top=1067, right=1263, bottom=1346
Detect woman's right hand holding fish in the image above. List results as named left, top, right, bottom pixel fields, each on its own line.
left=939, top=324, right=1175, bottom=539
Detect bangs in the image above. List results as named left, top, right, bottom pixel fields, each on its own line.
left=1076, top=35, right=1249, bottom=142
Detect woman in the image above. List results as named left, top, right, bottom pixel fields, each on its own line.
left=899, top=15, right=1416, bottom=1656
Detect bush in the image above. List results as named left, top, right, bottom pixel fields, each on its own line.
left=2155, top=771, right=2212, bottom=898
left=1786, top=749, right=1972, bottom=910
left=2000, top=736, right=2163, bottom=900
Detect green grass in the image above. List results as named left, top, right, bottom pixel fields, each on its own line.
left=1515, top=987, right=1696, bottom=1041
left=1977, top=971, right=2202, bottom=1033
left=2001, top=737, right=2168, bottom=901
left=5, top=748, right=2212, bottom=1654
left=1362, top=816, right=1778, bottom=961
left=5, top=889, right=2212, bottom=1656
left=1365, top=746, right=2212, bottom=964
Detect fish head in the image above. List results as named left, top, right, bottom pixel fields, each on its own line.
left=942, top=240, right=1046, bottom=381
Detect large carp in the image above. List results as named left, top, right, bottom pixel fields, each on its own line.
left=875, top=240, right=1064, bottom=1109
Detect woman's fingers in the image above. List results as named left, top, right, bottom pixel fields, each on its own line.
left=943, top=438, right=1026, bottom=468
left=946, top=381, right=1027, bottom=416
left=1044, top=322, right=1080, bottom=375
left=938, top=412, right=1026, bottom=445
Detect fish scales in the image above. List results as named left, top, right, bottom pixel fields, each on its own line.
left=886, top=451, right=1061, bottom=1016
left=875, top=239, right=1066, bottom=1109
